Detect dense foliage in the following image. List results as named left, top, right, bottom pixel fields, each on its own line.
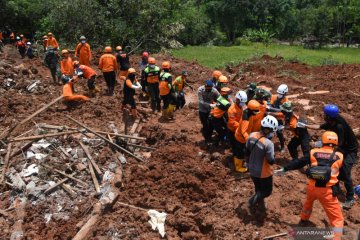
left=1, top=0, right=359, bottom=49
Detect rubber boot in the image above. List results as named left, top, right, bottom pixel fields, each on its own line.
left=161, top=109, right=168, bottom=119
left=131, top=108, right=138, bottom=119
left=168, top=104, right=176, bottom=119
left=234, top=157, right=247, bottom=173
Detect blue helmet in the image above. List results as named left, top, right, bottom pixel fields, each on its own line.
left=355, top=185, right=360, bottom=198
left=205, top=80, right=213, bottom=87
left=323, top=104, right=339, bottom=118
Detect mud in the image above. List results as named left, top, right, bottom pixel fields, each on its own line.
left=0, top=47, right=359, bottom=239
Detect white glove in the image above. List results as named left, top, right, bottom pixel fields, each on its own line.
left=277, top=125, right=285, bottom=131
left=296, top=122, right=307, bottom=128
left=210, top=103, right=216, bottom=108
left=274, top=168, right=286, bottom=176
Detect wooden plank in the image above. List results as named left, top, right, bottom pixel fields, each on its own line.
left=79, top=142, right=102, bottom=176
left=66, top=116, right=143, bottom=162
left=44, top=173, right=75, bottom=195
left=10, top=130, right=79, bottom=142
left=41, top=164, right=88, bottom=187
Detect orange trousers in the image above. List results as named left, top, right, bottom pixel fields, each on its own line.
left=301, top=185, right=344, bottom=240
left=64, top=95, right=89, bottom=102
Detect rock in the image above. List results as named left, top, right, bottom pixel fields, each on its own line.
left=210, top=152, right=221, bottom=161
left=347, top=103, right=353, bottom=111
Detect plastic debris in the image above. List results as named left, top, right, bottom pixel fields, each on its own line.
left=148, top=210, right=167, bottom=238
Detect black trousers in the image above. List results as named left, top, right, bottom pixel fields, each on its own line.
left=123, top=93, right=136, bottom=109
left=148, top=82, right=160, bottom=111
left=249, top=176, right=273, bottom=206
left=18, top=46, right=25, bottom=57
left=87, top=75, right=96, bottom=90
left=287, top=128, right=311, bottom=159
left=337, top=152, right=357, bottom=201
left=211, top=116, right=227, bottom=143
left=199, top=111, right=213, bottom=142
left=233, top=140, right=245, bottom=159
left=160, top=93, right=171, bottom=110
left=228, top=131, right=236, bottom=154
left=103, top=71, right=116, bottom=95
left=175, top=92, right=186, bottom=109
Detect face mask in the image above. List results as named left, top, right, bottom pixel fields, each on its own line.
left=238, top=102, right=246, bottom=107
left=81, top=40, right=86, bottom=44
left=278, top=94, right=284, bottom=99
left=266, top=132, right=274, bottom=140
left=149, top=64, right=155, bottom=69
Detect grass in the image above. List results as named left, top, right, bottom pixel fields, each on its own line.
left=171, top=43, right=360, bottom=69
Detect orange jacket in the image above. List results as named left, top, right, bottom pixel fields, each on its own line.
left=270, top=95, right=288, bottom=108
left=46, top=36, right=59, bottom=49
left=75, top=43, right=91, bottom=66
left=60, top=57, right=74, bottom=76
left=99, top=53, right=117, bottom=72
left=227, top=103, right=244, bottom=132
left=235, top=109, right=258, bottom=143
left=159, top=72, right=172, bottom=96
left=308, top=146, right=343, bottom=187
left=79, top=65, right=96, bottom=79
left=275, top=112, right=299, bottom=136
left=63, top=82, right=89, bottom=102
left=252, top=100, right=267, bottom=132
left=0, top=32, right=3, bottom=40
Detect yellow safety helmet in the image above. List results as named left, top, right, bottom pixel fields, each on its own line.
left=104, top=46, right=112, bottom=53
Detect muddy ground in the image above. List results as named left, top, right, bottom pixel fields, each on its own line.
left=0, top=45, right=359, bottom=239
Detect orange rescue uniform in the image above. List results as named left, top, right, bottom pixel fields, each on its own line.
left=78, top=65, right=96, bottom=79
left=46, top=36, right=59, bottom=49
left=75, top=43, right=92, bottom=66
left=99, top=53, right=117, bottom=72
left=227, top=103, right=244, bottom=133
left=235, top=109, right=260, bottom=143
left=301, top=146, right=344, bottom=240
left=63, top=81, right=89, bottom=102
left=60, top=57, right=74, bottom=76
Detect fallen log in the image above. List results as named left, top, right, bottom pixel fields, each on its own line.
left=66, top=116, right=143, bottom=162
left=10, top=130, right=80, bottom=142
left=79, top=142, right=102, bottom=176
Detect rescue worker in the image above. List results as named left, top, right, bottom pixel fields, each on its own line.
left=75, top=36, right=91, bottom=66
left=73, top=61, right=99, bottom=96
left=99, top=46, right=118, bottom=96
left=139, top=52, right=149, bottom=94
left=61, top=75, right=89, bottom=104
left=25, top=42, right=34, bottom=59
left=9, top=32, right=15, bottom=44
left=234, top=100, right=261, bottom=172
left=212, top=70, right=222, bottom=89
left=122, top=68, right=142, bottom=119
left=268, top=102, right=310, bottom=159
left=60, top=49, right=74, bottom=76
left=246, top=115, right=278, bottom=211
left=142, top=57, right=161, bottom=112
left=252, top=88, right=268, bottom=132
left=216, top=75, right=229, bottom=92
left=46, top=32, right=59, bottom=50
left=210, top=87, right=232, bottom=146
left=159, top=61, right=175, bottom=119
left=276, top=131, right=344, bottom=239
left=268, top=84, right=289, bottom=152
left=303, top=104, right=358, bottom=209
left=115, top=46, right=130, bottom=78
left=44, top=46, right=60, bottom=83
left=198, top=80, right=220, bottom=145
left=227, top=91, right=247, bottom=154
left=42, top=35, right=48, bottom=51
left=16, top=36, right=26, bottom=58
left=172, top=70, right=193, bottom=110
left=245, top=82, right=257, bottom=103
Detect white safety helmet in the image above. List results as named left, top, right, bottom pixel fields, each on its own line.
left=277, top=84, right=288, bottom=95
left=261, top=115, right=278, bottom=131
left=235, top=90, right=247, bottom=103
left=26, top=42, right=31, bottom=45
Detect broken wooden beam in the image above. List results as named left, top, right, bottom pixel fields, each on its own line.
left=87, top=158, right=101, bottom=195
left=79, top=141, right=102, bottom=176
left=66, top=116, right=143, bottom=162
left=44, top=173, right=76, bottom=195
left=41, top=164, right=88, bottom=187
left=73, top=203, right=101, bottom=240
left=10, top=130, right=80, bottom=142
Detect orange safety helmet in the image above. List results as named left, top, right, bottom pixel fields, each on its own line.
left=104, top=46, right=112, bottom=53
left=115, top=46, right=122, bottom=51
left=322, top=131, right=338, bottom=145
left=148, top=57, right=156, bottom=64
left=212, top=70, right=222, bottom=79
left=247, top=100, right=260, bottom=111
left=218, top=75, right=229, bottom=83
left=162, top=61, right=170, bottom=69
left=128, top=68, right=136, bottom=74
left=61, top=49, right=69, bottom=55
left=73, top=61, right=79, bottom=67
left=220, top=87, right=231, bottom=96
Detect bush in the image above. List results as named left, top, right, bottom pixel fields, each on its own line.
left=243, top=28, right=275, bottom=46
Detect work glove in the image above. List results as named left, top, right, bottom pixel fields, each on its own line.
left=274, top=167, right=286, bottom=176
left=277, top=125, right=285, bottom=131
left=210, top=103, right=216, bottom=108
left=296, top=122, right=307, bottom=128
